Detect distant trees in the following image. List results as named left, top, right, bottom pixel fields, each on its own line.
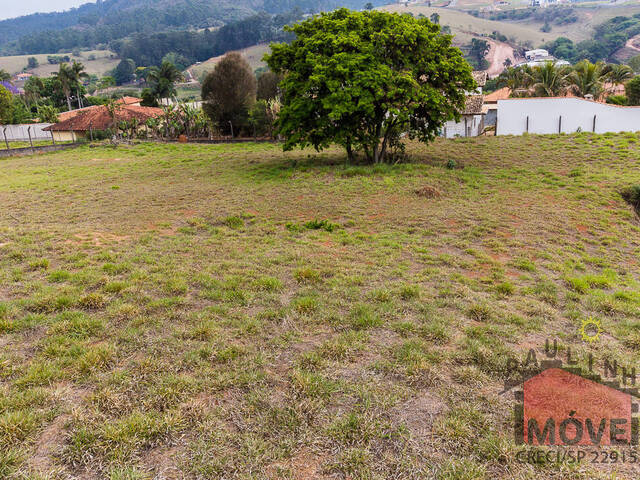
left=162, top=52, right=190, bottom=71
left=53, top=63, right=75, bottom=111
left=27, top=57, right=39, bottom=69
left=468, top=38, right=490, bottom=70
left=256, top=71, right=282, bottom=101
left=266, top=9, right=474, bottom=163
left=53, top=60, right=88, bottom=111
left=202, top=53, right=257, bottom=136
left=113, top=59, right=136, bottom=85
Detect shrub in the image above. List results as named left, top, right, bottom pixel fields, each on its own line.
left=303, top=219, right=339, bottom=232
left=621, top=185, right=640, bottom=213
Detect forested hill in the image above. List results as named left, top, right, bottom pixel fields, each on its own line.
left=0, top=0, right=379, bottom=55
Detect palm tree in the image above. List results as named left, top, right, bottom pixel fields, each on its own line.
left=70, top=60, right=89, bottom=108
left=568, top=60, right=604, bottom=98
left=53, top=63, right=75, bottom=111
left=532, top=61, right=569, bottom=97
left=498, top=66, right=533, bottom=94
left=602, top=63, right=633, bottom=95
left=147, top=61, right=185, bottom=103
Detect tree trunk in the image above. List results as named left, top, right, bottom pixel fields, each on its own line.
left=345, top=138, right=354, bottom=163
left=379, top=120, right=396, bottom=164
left=77, top=89, right=83, bottom=109
left=66, top=94, right=72, bottom=112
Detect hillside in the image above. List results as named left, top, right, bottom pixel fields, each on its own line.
left=189, top=44, right=270, bottom=79
left=0, top=0, right=383, bottom=56
left=1, top=135, right=640, bottom=478
left=0, top=50, right=118, bottom=76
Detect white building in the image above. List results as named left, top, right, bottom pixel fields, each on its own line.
left=496, top=97, right=640, bottom=136
left=442, top=95, right=485, bottom=138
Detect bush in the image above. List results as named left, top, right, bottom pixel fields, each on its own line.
left=607, top=95, right=628, bottom=105
left=621, top=185, right=640, bottom=212
left=626, top=77, right=640, bottom=105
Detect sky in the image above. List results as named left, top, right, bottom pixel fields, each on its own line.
left=0, top=0, right=93, bottom=21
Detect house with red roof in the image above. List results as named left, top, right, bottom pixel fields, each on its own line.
left=44, top=104, right=163, bottom=142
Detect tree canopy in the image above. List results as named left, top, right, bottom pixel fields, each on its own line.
left=265, top=8, right=474, bottom=163
left=202, top=52, right=257, bottom=136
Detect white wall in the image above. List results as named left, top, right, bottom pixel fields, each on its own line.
left=497, top=98, right=640, bottom=136
left=442, top=114, right=484, bottom=138
left=0, top=124, right=53, bottom=141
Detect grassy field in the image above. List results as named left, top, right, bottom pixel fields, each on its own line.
left=382, top=4, right=560, bottom=47
left=1, top=135, right=640, bottom=479
left=389, top=2, right=640, bottom=47
left=0, top=50, right=118, bottom=77
left=189, top=44, right=270, bottom=80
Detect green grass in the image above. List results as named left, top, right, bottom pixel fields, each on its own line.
left=0, top=133, right=639, bottom=478
left=0, top=50, right=118, bottom=76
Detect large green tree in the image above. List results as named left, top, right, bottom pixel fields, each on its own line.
left=202, top=52, right=257, bottom=136
left=265, top=9, right=474, bottom=163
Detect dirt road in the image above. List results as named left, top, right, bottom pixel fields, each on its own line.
left=486, top=40, right=516, bottom=78
left=625, top=34, right=640, bottom=52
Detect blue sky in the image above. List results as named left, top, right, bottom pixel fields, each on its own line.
left=0, top=0, right=92, bottom=20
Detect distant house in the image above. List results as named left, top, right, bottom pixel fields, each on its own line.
left=441, top=95, right=485, bottom=138
left=44, top=104, right=164, bottom=142
left=12, top=73, right=33, bottom=89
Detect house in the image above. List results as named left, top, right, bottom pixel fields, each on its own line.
left=483, top=87, right=511, bottom=126
left=441, top=95, right=485, bottom=138
left=44, top=104, right=164, bottom=142
left=116, top=96, right=142, bottom=106
left=496, top=97, right=640, bottom=135
left=12, top=73, right=33, bottom=89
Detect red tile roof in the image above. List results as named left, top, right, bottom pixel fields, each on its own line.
left=484, top=87, right=511, bottom=103
left=45, top=104, right=164, bottom=132
left=116, top=96, right=142, bottom=105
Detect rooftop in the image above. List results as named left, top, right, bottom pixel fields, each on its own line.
left=45, top=104, right=164, bottom=132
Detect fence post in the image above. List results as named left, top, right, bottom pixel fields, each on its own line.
left=50, top=129, right=56, bottom=145
left=592, top=115, right=596, bottom=133
left=558, top=115, right=562, bottom=134
left=71, top=121, right=76, bottom=143
left=3, top=128, right=9, bottom=150
left=27, top=126, right=34, bottom=154
left=229, top=121, right=234, bottom=139
left=90, top=123, right=94, bottom=142
left=526, top=116, right=529, bottom=133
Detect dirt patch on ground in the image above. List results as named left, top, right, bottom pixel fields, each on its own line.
left=66, top=231, right=131, bottom=246
left=486, top=40, right=516, bottom=78
left=142, top=445, right=182, bottom=480
left=392, top=390, right=446, bottom=441
left=267, top=449, right=329, bottom=479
